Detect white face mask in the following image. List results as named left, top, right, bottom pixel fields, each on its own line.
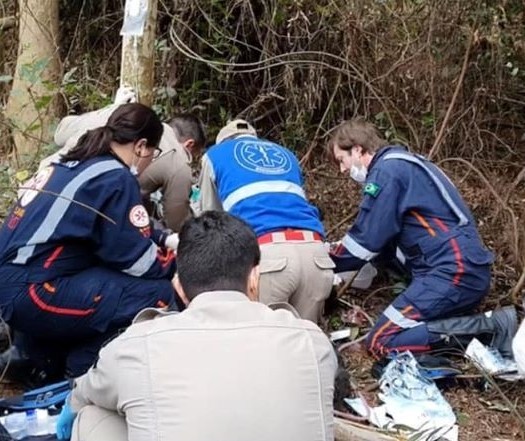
left=350, top=164, right=367, bottom=183
left=130, top=151, right=140, bottom=176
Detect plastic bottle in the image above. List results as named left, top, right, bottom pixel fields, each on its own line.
left=26, top=409, right=38, bottom=436
left=27, top=409, right=51, bottom=436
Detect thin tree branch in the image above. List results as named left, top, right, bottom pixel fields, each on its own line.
left=428, top=30, right=476, bottom=159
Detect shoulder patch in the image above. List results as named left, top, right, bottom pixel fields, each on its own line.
left=363, top=182, right=381, bottom=198
left=19, top=166, right=54, bottom=207
left=129, top=204, right=150, bottom=228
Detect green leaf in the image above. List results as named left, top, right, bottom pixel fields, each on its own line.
left=15, top=170, right=30, bottom=182
left=35, top=95, right=53, bottom=111
left=0, top=75, right=13, bottom=83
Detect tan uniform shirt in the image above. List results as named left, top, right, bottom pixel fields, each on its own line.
left=71, top=291, right=337, bottom=441
left=197, top=149, right=335, bottom=323
left=197, top=153, right=223, bottom=212
left=45, top=105, right=192, bottom=231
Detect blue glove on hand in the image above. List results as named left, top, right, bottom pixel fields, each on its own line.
left=56, top=395, right=77, bottom=440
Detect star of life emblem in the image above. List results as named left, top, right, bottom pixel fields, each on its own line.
left=129, top=204, right=150, bottom=228
left=234, top=141, right=292, bottom=175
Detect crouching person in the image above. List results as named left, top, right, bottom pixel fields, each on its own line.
left=0, top=104, right=178, bottom=380
left=58, top=211, right=337, bottom=441
left=327, top=119, right=517, bottom=359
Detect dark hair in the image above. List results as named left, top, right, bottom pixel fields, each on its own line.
left=177, top=211, right=261, bottom=300
left=61, top=103, right=163, bottom=163
left=327, top=119, right=388, bottom=160
left=168, top=114, right=206, bottom=152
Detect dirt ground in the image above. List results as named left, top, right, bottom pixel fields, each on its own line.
left=307, top=159, right=525, bottom=440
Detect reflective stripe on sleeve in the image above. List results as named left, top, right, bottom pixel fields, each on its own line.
left=383, top=152, right=468, bottom=226
left=122, top=242, right=159, bottom=277
left=341, top=234, right=379, bottom=261
left=383, top=305, right=424, bottom=329
left=14, top=160, right=124, bottom=264
left=222, top=181, right=306, bottom=212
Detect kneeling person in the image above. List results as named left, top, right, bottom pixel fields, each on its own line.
left=199, top=120, right=334, bottom=323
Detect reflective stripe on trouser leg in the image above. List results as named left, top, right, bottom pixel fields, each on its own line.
left=366, top=300, right=431, bottom=358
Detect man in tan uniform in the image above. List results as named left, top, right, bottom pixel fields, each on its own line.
left=197, top=120, right=335, bottom=323
left=44, top=88, right=206, bottom=231
left=57, top=211, right=337, bottom=441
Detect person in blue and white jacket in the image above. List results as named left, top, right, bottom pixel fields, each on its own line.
left=198, top=120, right=334, bottom=323
left=328, top=119, right=517, bottom=359
left=0, top=103, right=179, bottom=378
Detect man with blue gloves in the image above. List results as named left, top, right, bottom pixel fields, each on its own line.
left=328, top=119, right=517, bottom=359
left=197, top=120, right=334, bottom=323
left=57, top=211, right=337, bottom=441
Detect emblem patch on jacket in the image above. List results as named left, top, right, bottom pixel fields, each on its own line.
left=129, top=205, right=150, bottom=228
left=363, top=182, right=381, bottom=198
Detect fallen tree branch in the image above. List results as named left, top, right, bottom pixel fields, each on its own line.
left=428, top=30, right=475, bottom=160
left=510, top=262, right=525, bottom=305
left=0, top=16, right=15, bottom=31
left=334, top=417, right=397, bottom=441
left=504, top=165, right=525, bottom=204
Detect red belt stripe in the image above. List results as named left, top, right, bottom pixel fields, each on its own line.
left=258, top=230, right=323, bottom=245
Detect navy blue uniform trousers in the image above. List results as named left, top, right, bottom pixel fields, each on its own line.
left=366, top=267, right=491, bottom=358
left=0, top=266, right=175, bottom=376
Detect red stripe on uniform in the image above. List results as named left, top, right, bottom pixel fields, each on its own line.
left=43, top=246, right=64, bottom=269
left=370, top=305, right=413, bottom=358
left=432, top=217, right=449, bottom=232
left=432, top=218, right=464, bottom=285
left=450, top=238, right=464, bottom=285
left=29, top=284, right=96, bottom=317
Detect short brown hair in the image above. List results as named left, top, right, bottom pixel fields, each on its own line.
left=328, top=119, right=388, bottom=158
left=169, top=114, right=206, bottom=152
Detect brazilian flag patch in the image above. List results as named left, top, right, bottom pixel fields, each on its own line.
left=363, top=182, right=381, bottom=198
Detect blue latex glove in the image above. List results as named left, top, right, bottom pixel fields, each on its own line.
left=56, top=394, right=77, bottom=440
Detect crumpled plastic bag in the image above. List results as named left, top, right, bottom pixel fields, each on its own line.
left=466, top=338, right=524, bottom=381
left=379, top=352, right=457, bottom=431
left=346, top=351, right=457, bottom=441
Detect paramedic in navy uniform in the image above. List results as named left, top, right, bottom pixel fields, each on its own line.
left=0, top=103, right=178, bottom=378
left=328, top=119, right=516, bottom=359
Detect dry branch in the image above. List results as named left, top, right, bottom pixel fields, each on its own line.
left=428, top=31, right=475, bottom=160
left=334, top=417, right=397, bottom=441
left=510, top=263, right=525, bottom=304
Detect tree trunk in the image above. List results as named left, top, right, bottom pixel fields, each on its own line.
left=120, top=0, right=158, bottom=106
left=5, top=0, right=60, bottom=159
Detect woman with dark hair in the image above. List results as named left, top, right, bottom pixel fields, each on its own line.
left=0, top=103, right=179, bottom=380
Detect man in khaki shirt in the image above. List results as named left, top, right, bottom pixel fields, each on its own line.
left=58, top=211, right=337, bottom=441
left=43, top=89, right=205, bottom=231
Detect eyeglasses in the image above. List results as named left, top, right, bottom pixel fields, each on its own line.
left=136, top=147, right=162, bottom=159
